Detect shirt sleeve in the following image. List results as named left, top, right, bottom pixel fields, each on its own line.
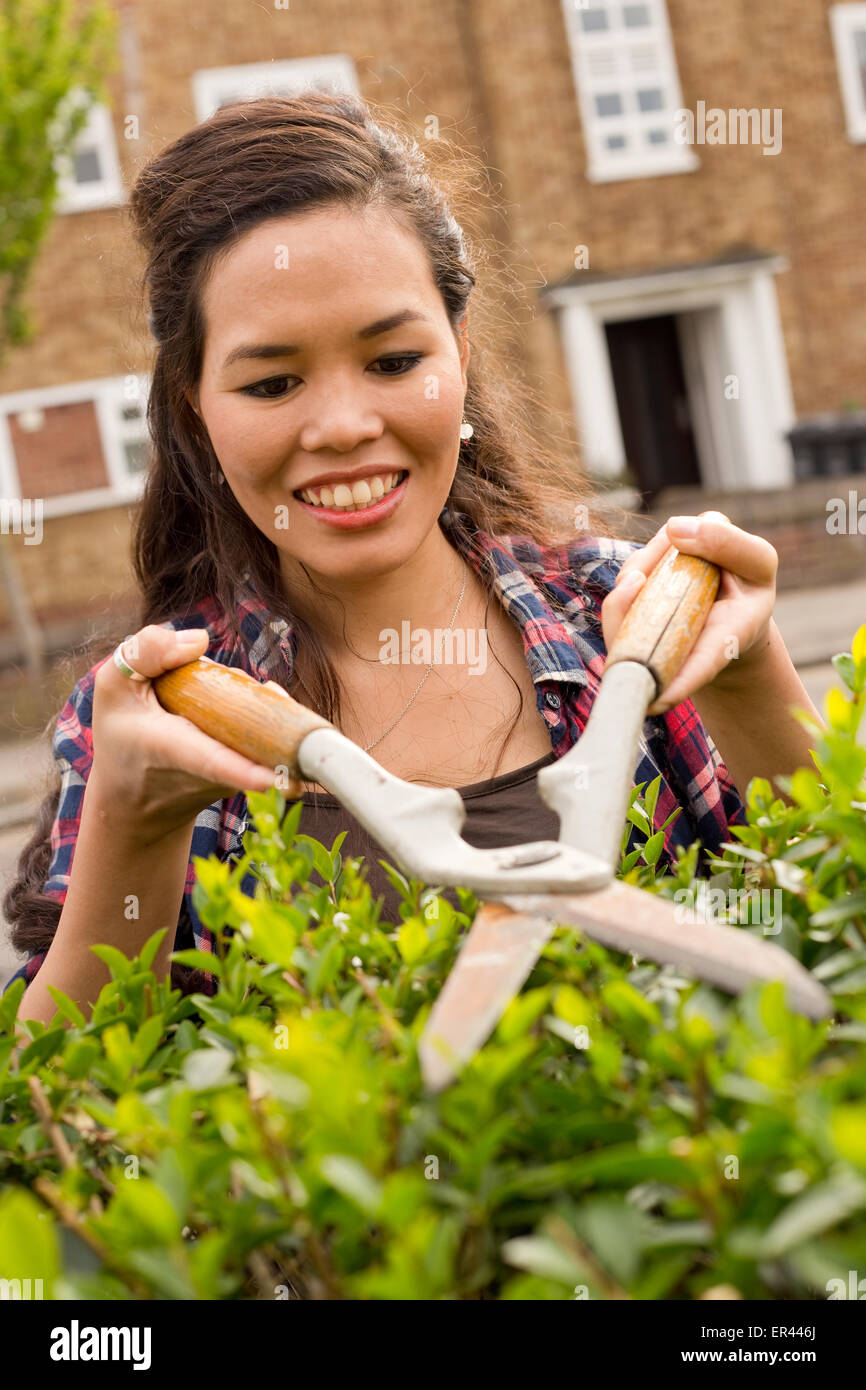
left=2, top=619, right=228, bottom=1000
left=576, top=534, right=747, bottom=858
left=2, top=664, right=98, bottom=996
left=657, top=698, right=747, bottom=855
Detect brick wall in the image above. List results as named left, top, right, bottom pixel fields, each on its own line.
left=0, top=0, right=862, bottom=658
left=0, top=506, right=137, bottom=636
left=9, top=400, right=108, bottom=497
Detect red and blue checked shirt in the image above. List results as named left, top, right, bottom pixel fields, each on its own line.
left=4, top=508, right=745, bottom=997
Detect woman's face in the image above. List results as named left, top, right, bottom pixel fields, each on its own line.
left=190, top=203, right=470, bottom=587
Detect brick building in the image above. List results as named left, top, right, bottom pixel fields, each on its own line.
left=1, top=0, right=864, bottom=664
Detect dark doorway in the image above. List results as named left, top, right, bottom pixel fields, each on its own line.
left=605, top=314, right=701, bottom=501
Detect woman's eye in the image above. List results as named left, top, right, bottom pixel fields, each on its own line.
left=372, top=353, right=423, bottom=375
left=241, top=376, right=295, bottom=399
left=241, top=354, right=422, bottom=399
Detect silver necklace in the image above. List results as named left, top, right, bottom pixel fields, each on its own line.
left=364, top=553, right=467, bottom=751
left=294, top=553, right=469, bottom=752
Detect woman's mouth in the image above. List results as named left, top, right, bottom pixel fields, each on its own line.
left=293, top=470, right=409, bottom=529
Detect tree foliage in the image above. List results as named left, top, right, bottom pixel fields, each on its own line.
left=0, top=0, right=117, bottom=359
left=1, top=627, right=865, bottom=1300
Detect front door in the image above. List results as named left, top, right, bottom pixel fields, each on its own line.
left=605, top=314, right=701, bottom=502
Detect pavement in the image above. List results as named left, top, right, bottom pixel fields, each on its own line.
left=1, top=577, right=864, bottom=990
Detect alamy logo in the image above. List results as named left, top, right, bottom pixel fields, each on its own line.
left=826, top=1270, right=866, bottom=1299
left=0, top=497, right=43, bottom=544
left=674, top=102, right=782, bottom=156
left=378, top=623, right=488, bottom=675
left=49, top=1320, right=152, bottom=1370
left=0, top=1277, right=43, bottom=1299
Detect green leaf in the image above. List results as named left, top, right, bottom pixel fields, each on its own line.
left=501, top=1233, right=585, bottom=1286
left=810, top=892, right=866, bottom=926
left=89, top=943, right=134, bottom=981
left=18, top=1027, right=66, bottom=1069
left=0, top=1187, right=60, bottom=1295
left=294, top=833, right=337, bottom=882
left=397, top=917, right=428, bottom=966
left=138, top=928, right=169, bottom=972
left=319, top=1155, right=383, bottom=1215
left=830, top=1106, right=866, bottom=1166
left=758, top=1172, right=866, bottom=1258
left=182, top=1046, right=236, bottom=1090
left=642, top=830, right=665, bottom=868
left=644, top=775, right=662, bottom=824
left=45, top=986, right=85, bottom=1030
left=0, top=977, right=25, bottom=1033
left=170, top=949, right=224, bottom=978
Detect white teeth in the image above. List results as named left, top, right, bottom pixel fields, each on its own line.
left=300, top=471, right=404, bottom=510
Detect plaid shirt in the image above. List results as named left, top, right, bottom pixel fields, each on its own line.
left=4, top=508, right=745, bottom=998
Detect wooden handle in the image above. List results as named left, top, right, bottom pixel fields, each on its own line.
left=607, top=540, right=720, bottom=697
left=153, top=656, right=333, bottom=776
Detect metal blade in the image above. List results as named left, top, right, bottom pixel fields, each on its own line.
left=496, top=883, right=833, bottom=1021
left=419, top=882, right=833, bottom=1092
left=536, top=661, right=657, bottom=870
left=419, top=901, right=556, bottom=1092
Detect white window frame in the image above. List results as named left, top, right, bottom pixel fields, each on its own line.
left=544, top=257, right=796, bottom=492
left=561, top=0, right=699, bottom=182
left=0, top=375, right=151, bottom=519
left=50, top=87, right=125, bottom=214
left=830, top=4, right=866, bottom=142
left=191, top=54, right=361, bottom=123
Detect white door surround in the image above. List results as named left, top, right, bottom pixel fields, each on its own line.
left=542, top=254, right=796, bottom=492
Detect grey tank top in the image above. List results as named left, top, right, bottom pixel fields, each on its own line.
left=296, top=748, right=559, bottom=921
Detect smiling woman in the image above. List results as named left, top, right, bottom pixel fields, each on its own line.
left=3, top=90, right=820, bottom=1020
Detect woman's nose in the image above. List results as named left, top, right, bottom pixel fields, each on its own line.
left=296, top=376, right=385, bottom=453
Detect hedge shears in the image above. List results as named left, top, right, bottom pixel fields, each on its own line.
left=153, top=542, right=832, bottom=1092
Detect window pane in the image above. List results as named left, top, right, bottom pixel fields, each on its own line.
left=606, top=134, right=628, bottom=149
left=73, top=146, right=102, bottom=184
left=623, top=3, right=650, bottom=25
left=647, top=129, right=668, bottom=144
left=856, top=30, right=866, bottom=105
left=596, top=92, right=623, bottom=116
left=123, top=440, right=151, bottom=474
left=581, top=9, right=609, bottom=31
left=637, top=87, right=664, bottom=112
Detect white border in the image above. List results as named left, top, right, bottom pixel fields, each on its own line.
left=53, top=93, right=126, bottom=214
left=0, top=375, right=150, bottom=518
left=545, top=257, right=796, bottom=490
left=191, top=55, right=360, bottom=123
left=830, top=4, right=866, bottom=142
left=561, top=0, right=700, bottom=182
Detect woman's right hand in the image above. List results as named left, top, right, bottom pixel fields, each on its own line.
left=90, top=625, right=301, bottom=843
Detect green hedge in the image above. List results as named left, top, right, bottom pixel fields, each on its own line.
left=1, top=628, right=865, bottom=1301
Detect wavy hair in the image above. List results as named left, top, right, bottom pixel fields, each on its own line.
left=4, top=90, right=612, bottom=992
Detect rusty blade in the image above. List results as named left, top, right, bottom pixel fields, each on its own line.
left=419, top=902, right=556, bottom=1092
left=419, top=883, right=833, bottom=1092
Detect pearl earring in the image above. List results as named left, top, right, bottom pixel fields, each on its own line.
left=459, top=419, right=474, bottom=441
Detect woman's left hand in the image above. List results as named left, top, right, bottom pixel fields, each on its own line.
left=600, top=511, right=779, bottom=715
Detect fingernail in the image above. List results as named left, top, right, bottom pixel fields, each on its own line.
left=177, top=628, right=209, bottom=643
left=667, top=516, right=700, bottom=537
left=620, top=569, right=645, bottom=592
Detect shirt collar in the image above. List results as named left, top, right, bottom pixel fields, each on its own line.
left=233, top=507, right=594, bottom=688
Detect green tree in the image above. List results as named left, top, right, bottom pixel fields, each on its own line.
left=0, top=0, right=118, bottom=701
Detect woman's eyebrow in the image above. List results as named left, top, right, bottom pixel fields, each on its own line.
left=221, top=308, right=432, bottom=370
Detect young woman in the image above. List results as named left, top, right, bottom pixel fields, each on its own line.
left=3, top=91, right=820, bottom=1024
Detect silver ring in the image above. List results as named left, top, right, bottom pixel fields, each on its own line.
left=113, top=635, right=149, bottom=682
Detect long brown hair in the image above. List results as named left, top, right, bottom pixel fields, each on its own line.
left=5, top=89, right=612, bottom=989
